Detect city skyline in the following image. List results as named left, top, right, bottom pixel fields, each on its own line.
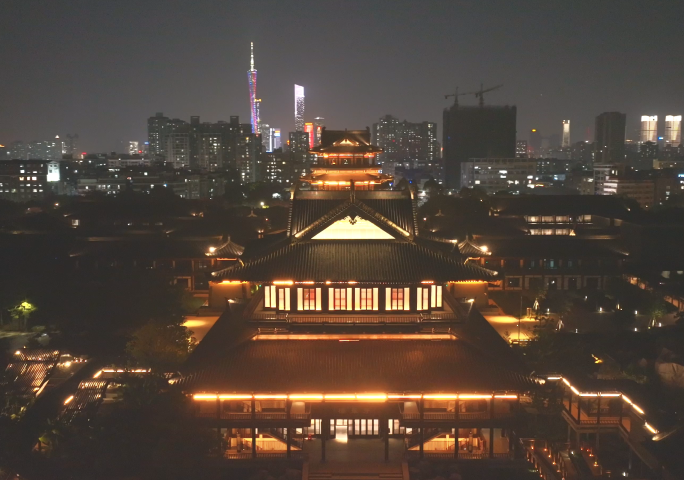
left=1, top=1, right=684, bottom=152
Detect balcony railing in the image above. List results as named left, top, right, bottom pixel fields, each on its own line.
left=225, top=451, right=307, bottom=460
left=400, top=411, right=495, bottom=421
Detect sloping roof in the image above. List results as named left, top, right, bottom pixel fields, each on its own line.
left=490, top=195, right=631, bottom=218
left=309, top=129, right=382, bottom=155
left=59, top=380, right=109, bottom=424
left=289, top=195, right=416, bottom=237
left=294, top=200, right=410, bottom=240
left=212, top=240, right=497, bottom=282
left=458, top=239, right=490, bottom=257
left=206, top=236, right=245, bottom=257
left=179, top=337, right=531, bottom=393
left=483, top=237, right=629, bottom=258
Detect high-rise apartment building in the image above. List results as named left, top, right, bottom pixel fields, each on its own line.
left=314, top=117, right=325, bottom=146
left=528, top=129, right=542, bottom=156
left=128, top=141, right=139, bottom=155
left=640, top=115, right=658, bottom=143
left=63, top=134, right=79, bottom=156
left=516, top=140, right=528, bottom=158
left=288, top=131, right=310, bottom=154
left=8, top=138, right=62, bottom=161
left=304, top=123, right=315, bottom=149
left=294, top=85, right=305, bottom=132
left=442, top=103, right=516, bottom=189
left=562, top=120, right=571, bottom=148
left=260, top=123, right=272, bottom=152
left=665, top=115, right=682, bottom=146
left=595, top=112, right=626, bottom=164
left=460, top=158, right=537, bottom=194
left=371, top=115, right=440, bottom=170
left=148, top=114, right=261, bottom=178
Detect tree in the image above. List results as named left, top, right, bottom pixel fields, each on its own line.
left=646, top=299, right=668, bottom=328
left=10, top=301, right=37, bottom=331
left=126, top=321, right=197, bottom=372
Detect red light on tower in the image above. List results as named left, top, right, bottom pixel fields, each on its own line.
left=304, top=122, right=314, bottom=149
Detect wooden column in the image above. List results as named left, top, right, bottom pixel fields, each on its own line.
left=251, top=398, right=257, bottom=459
left=216, top=396, right=222, bottom=449
left=383, top=415, right=389, bottom=462
left=286, top=398, right=292, bottom=458
left=454, top=398, right=459, bottom=459
left=419, top=399, right=424, bottom=458
left=489, top=427, right=494, bottom=458
left=576, top=396, right=581, bottom=423
left=596, top=396, right=602, bottom=448
left=321, top=417, right=327, bottom=462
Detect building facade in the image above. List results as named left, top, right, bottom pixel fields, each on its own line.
left=595, top=112, right=626, bottom=164
left=460, top=158, right=536, bottom=194
left=442, top=104, right=516, bottom=190
left=180, top=129, right=529, bottom=462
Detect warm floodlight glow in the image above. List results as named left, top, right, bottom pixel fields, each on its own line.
left=254, top=394, right=287, bottom=399
left=423, top=394, right=457, bottom=400
left=644, top=423, right=658, bottom=434
left=63, top=395, right=74, bottom=405
left=311, top=216, right=397, bottom=240
left=324, top=394, right=356, bottom=400
left=273, top=280, right=294, bottom=285
left=633, top=404, right=645, bottom=415
left=355, top=394, right=387, bottom=401
left=388, top=394, right=422, bottom=399
left=459, top=394, right=493, bottom=399
left=289, top=394, right=323, bottom=400
left=219, top=394, right=252, bottom=400
left=193, top=394, right=218, bottom=400
left=93, top=370, right=103, bottom=378
left=494, top=395, right=518, bottom=399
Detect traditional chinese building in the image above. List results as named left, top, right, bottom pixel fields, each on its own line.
left=180, top=129, right=532, bottom=461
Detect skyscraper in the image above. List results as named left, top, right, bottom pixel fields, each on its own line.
left=304, top=122, right=315, bottom=149
left=272, top=128, right=282, bottom=150
left=314, top=117, right=325, bottom=146
left=595, top=112, right=626, bottom=164
left=294, top=85, right=305, bottom=132
left=260, top=123, right=272, bottom=152
left=640, top=115, right=657, bottom=143
left=442, top=103, right=517, bottom=189
left=147, top=112, right=171, bottom=157
left=371, top=115, right=440, bottom=168
left=562, top=120, right=571, bottom=147
left=665, top=115, right=682, bottom=146
left=248, top=43, right=259, bottom=134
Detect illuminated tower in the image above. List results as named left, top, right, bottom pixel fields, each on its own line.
left=562, top=120, right=570, bottom=147
left=304, top=122, right=314, bottom=149
left=248, top=42, right=259, bottom=134
left=640, top=115, right=657, bottom=143
left=294, top=84, right=305, bottom=132
left=665, top=115, right=682, bottom=146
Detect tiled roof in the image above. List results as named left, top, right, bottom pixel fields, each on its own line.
left=212, top=240, right=497, bottom=283
left=483, top=238, right=628, bottom=258
left=207, top=236, right=245, bottom=257
left=288, top=196, right=416, bottom=237
left=458, top=239, right=490, bottom=257
left=179, top=337, right=532, bottom=393
left=490, top=195, right=631, bottom=218
left=59, top=380, right=109, bottom=424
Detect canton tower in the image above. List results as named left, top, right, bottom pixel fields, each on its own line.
left=248, top=42, right=259, bottom=134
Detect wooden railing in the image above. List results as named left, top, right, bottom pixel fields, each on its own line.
left=401, top=411, right=492, bottom=421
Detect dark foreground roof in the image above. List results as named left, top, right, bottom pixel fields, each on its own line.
left=490, top=195, right=630, bottom=218
left=180, top=337, right=531, bottom=393
left=212, top=240, right=497, bottom=282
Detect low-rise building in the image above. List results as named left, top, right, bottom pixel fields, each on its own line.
left=460, top=158, right=537, bottom=193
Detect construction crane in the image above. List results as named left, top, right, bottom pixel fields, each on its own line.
left=445, top=84, right=503, bottom=107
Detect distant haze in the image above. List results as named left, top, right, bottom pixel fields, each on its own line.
left=1, top=0, right=682, bottom=151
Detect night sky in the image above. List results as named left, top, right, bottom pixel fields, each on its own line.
left=1, top=0, right=683, bottom=152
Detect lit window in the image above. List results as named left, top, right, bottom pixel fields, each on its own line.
left=385, top=287, right=410, bottom=311
left=264, top=285, right=276, bottom=308
left=278, top=287, right=291, bottom=311
left=329, top=288, right=352, bottom=310
left=355, top=287, right=378, bottom=311
left=416, top=287, right=429, bottom=311
left=431, top=285, right=443, bottom=308
left=298, top=287, right=321, bottom=311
